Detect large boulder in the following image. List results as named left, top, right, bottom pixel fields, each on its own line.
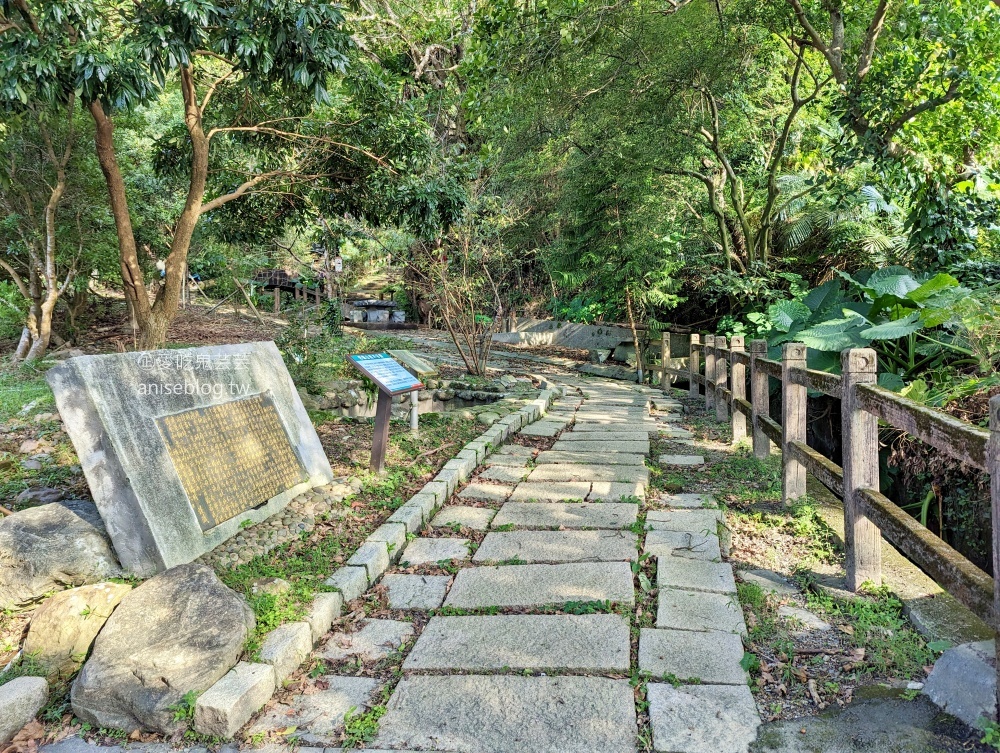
left=70, top=563, right=255, bottom=734
left=0, top=500, right=120, bottom=610
left=23, top=582, right=132, bottom=679
left=0, top=677, right=48, bottom=745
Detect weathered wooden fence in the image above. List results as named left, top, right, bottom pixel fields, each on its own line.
left=660, top=331, right=1000, bottom=714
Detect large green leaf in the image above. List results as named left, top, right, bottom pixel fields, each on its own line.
left=768, top=300, right=812, bottom=332
left=860, top=311, right=923, bottom=340
left=909, top=273, right=959, bottom=303
left=798, top=317, right=868, bottom=351
left=865, top=266, right=921, bottom=298
left=801, top=280, right=843, bottom=313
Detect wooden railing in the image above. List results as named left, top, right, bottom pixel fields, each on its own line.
left=663, top=332, right=1000, bottom=707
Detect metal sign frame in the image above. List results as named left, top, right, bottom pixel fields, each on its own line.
left=348, top=353, right=424, bottom=473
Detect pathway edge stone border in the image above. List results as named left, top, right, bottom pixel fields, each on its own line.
left=191, top=387, right=561, bottom=737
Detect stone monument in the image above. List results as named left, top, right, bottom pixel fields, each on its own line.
left=48, top=342, right=334, bottom=576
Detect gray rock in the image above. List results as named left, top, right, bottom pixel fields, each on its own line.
left=445, top=562, right=635, bottom=609
left=639, top=628, right=748, bottom=685
left=247, top=676, right=378, bottom=743
left=70, top=563, right=255, bottom=734
left=23, top=582, right=132, bottom=678
left=492, top=502, right=638, bottom=530
left=738, top=569, right=799, bottom=596
left=400, top=537, right=470, bottom=565
left=320, top=619, right=414, bottom=662
left=0, top=500, right=120, bottom=610
left=778, top=605, right=832, bottom=634
left=657, top=587, right=746, bottom=636
left=250, top=577, right=290, bottom=596
left=658, top=557, right=737, bottom=594
left=403, top=614, right=630, bottom=672
left=375, top=675, right=636, bottom=753
left=14, top=487, right=66, bottom=507
left=383, top=574, right=451, bottom=610
left=648, top=683, right=760, bottom=753
left=259, top=621, right=312, bottom=684
left=431, top=506, right=497, bottom=531
left=924, top=639, right=997, bottom=727
left=474, top=530, right=637, bottom=564
left=194, top=662, right=275, bottom=738
left=0, top=676, right=48, bottom=745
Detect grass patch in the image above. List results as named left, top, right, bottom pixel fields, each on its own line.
left=0, top=364, right=55, bottom=423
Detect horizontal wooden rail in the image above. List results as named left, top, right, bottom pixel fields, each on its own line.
left=731, top=350, right=751, bottom=366
left=788, top=439, right=844, bottom=497
left=756, top=358, right=781, bottom=378
left=758, top=415, right=782, bottom=445
left=733, top=397, right=753, bottom=419
left=805, top=368, right=842, bottom=398
left=857, top=384, right=989, bottom=472
left=860, top=488, right=994, bottom=623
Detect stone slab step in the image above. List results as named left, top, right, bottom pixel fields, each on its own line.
left=645, top=530, right=721, bottom=561
left=473, top=530, right=638, bottom=564
left=535, top=451, right=646, bottom=466
left=444, top=562, right=635, bottom=609
left=527, top=464, right=650, bottom=484
left=647, top=683, right=760, bottom=753
left=492, top=502, right=638, bottom=530
left=639, top=628, right=747, bottom=685
left=551, top=440, right=649, bottom=454
left=659, top=454, right=705, bottom=467
left=653, top=493, right=718, bottom=509
left=402, top=613, right=630, bottom=672
left=508, top=481, right=591, bottom=502
left=558, top=431, right=651, bottom=442
left=374, top=675, right=638, bottom=753
left=656, top=587, right=746, bottom=635
left=457, top=482, right=513, bottom=503
left=589, top=481, right=645, bottom=502
left=647, top=509, right=722, bottom=532
left=657, top=556, right=737, bottom=594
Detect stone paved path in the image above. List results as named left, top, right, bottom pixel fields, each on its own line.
left=246, top=377, right=761, bottom=752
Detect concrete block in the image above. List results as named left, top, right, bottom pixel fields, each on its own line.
left=259, top=622, right=312, bottom=685
left=325, top=566, right=369, bottom=603
left=307, top=591, right=344, bottom=643
left=194, top=662, right=276, bottom=737
left=347, top=541, right=391, bottom=582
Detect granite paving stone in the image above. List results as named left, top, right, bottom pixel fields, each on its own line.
left=431, top=505, right=497, bottom=530
left=519, top=421, right=566, bottom=437
left=647, top=509, right=722, bottom=532
left=645, top=530, right=722, bottom=561
left=373, top=675, right=637, bottom=753
left=535, top=450, right=646, bottom=465
left=659, top=454, right=706, bottom=467
left=737, top=569, right=799, bottom=596
left=551, top=440, right=649, bottom=454
left=477, top=465, right=530, bottom=483
left=321, top=619, right=415, bottom=662
left=444, top=562, right=635, bottom=609
left=473, top=530, right=638, bottom=563
left=457, top=482, right=514, bottom=503
left=657, top=556, right=737, bottom=594
left=557, top=431, right=651, bottom=443
left=382, top=574, right=451, bottom=610
left=656, top=588, right=746, bottom=635
left=492, top=502, right=638, bottom=530
left=400, top=537, right=470, bottom=565
left=495, top=445, right=535, bottom=457
left=639, top=628, right=747, bottom=685
left=588, top=481, right=645, bottom=501
left=654, top=493, right=718, bottom=509
left=647, top=683, right=760, bottom=753
left=247, top=676, right=379, bottom=742
left=403, top=614, right=630, bottom=672
left=527, top=464, right=649, bottom=484
left=508, top=481, right=591, bottom=502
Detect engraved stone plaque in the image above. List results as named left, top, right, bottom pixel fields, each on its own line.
left=48, top=342, right=334, bottom=575
left=157, top=393, right=307, bottom=531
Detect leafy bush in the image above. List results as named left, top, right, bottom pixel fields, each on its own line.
left=0, top=280, right=26, bottom=341
left=547, top=296, right=609, bottom=324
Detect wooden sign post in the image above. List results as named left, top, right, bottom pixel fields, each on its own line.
left=349, top=353, right=424, bottom=474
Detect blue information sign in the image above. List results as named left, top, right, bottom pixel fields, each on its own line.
left=349, top=353, right=424, bottom=396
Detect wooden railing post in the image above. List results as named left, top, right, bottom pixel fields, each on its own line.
left=990, top=395, right=1000, bottom=716
left=715, top=336, right=729, bottom=423
left=781, top=343, right=807, bottom=504
left=661, top=331, right=671, bottom=392
left=750, top=339, right=770, bottom=460
left=704, top=335, right=716, bottom=412
left=841, top=348, right=882, bottom=590
left=730, top=336, right=747, bottom=444
left=689, top=334, right=701, bottom=398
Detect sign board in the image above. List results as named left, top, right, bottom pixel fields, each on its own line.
left=349, top=353, right=424, bottom=473
left=48, top=342, right=334, bottom=575
left=349, top=353, right=424, bottom=395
